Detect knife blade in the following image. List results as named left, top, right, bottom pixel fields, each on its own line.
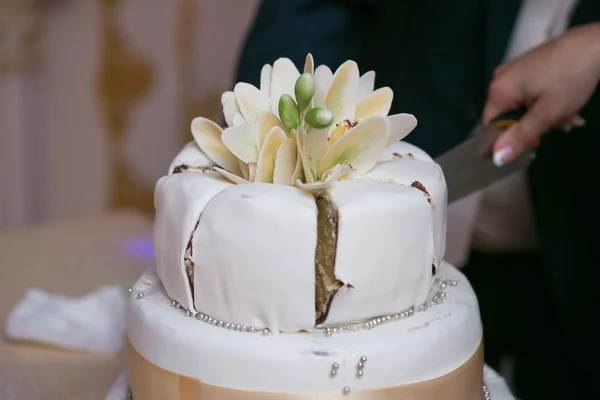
left=435, top=108, right=535, bottom=204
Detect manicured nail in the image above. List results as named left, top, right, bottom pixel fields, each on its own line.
left=572, top=116, right=586, bottom=127
left=493, top=146, right=515, bottom=167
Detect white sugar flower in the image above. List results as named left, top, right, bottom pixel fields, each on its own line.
left=190, top=54, right=419, bottom=190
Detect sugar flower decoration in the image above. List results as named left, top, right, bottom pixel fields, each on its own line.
left=190, top=54, right=417, bottom=191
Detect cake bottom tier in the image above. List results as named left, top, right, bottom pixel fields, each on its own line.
left=127, top=264, right=485, bottom=399
left=127, top=341, right=483, bottom=399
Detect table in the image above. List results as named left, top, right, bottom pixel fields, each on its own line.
left=0, top=211, right=153, bottom=400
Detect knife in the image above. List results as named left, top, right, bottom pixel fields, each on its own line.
left=435, top=108, right=535, bottom=204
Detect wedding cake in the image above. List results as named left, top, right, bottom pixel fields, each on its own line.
left=126, top=54, right=488, bottom=399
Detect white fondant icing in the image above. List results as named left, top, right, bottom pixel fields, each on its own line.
left=128, top=264, right=482, bottom=394
left=366, top=158, right=448, bottom=267
left=153, top=173, right=233, bottom=311
left=155, top=138, right=448, bottom=331
left=167, top=141, right=213, bottom=175
left=324, top=179, right=435, bottom=326
left=378, top=140, right=433, bottom=163
left=192, top=183, right=318, bottom=333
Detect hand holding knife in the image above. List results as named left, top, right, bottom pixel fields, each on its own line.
left=434, top=107, right=536, bottom=205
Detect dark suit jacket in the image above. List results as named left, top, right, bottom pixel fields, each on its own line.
left=236, top=0, right=600, bottom=375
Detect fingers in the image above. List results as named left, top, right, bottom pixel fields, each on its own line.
left=493, top=63, right=507, bottom=78
left=492, top=97, right=557, bottom=166
left=482, top=74, right=521, bottom=124
left=560, top=114, right=586, bottom=131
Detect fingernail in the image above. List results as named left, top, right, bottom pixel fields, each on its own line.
left=573, top=116, right=586, bottom=127
left=493, top=147, right=515, bottom=167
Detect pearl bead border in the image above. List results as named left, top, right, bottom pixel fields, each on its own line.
left=323, top=277, right=458, bottom=337
left=168, top=299, right=270, bottom=334
left=139, top=277, right=458, bottom=336
left=483, top=384, right=491, bottom=399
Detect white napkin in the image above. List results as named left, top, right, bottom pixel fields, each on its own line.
left=484, top=364, right=517, bottom=399
left=105, top=370, right=130, bottom=400
left=4, top=285, right=127, bottom=355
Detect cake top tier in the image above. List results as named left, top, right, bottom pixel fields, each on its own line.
left=153, top=54, right=446, bottom=332
left=190, top=54, right=418, bottom=190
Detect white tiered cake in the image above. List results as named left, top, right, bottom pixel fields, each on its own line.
left=126, top=54, right=501, bottom=399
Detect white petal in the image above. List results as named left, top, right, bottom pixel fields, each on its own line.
left=221, top=123, right=258, bottom=163
left=314, top=65, right=333, bottom=92
left=239, top=160, right=250, bottom=180
left=386, top=113, right=418, bottom=147
left=248, top=162, right=257, bottom=182
left=313, top=88, right=325, bottom=109
left=254, top=126, right=288, bottom=183
left=214, top=167, right=250, bottom=184
left=232, top=113, right=246, bottom=126
left=273, top=137, right=297, bottom=185
left=302, top=128, right=329, bottom=182
left=221, top=91, right=235, bottom=106
left=223, top=98, right=240, bottom=127
left=260, top=64, right=272, bottom=97
left=355, top=87, right=394, bottom=121
left=358, top=71, right=375, bottom=101
left=254, top=110, right=287, bottom=150
left=296, top=179, right=337, bottom=192
left=291, top=142, right=304, bottom=186
left=318, top=116, right=390, bottom=178
left=234, top=82, right=271, bottom=123
left=270, top=58, right=301, bottom=118
left=296, top=163, right=352, bottom=192
left=191, top=117, right=242, bottom=175
left=322, top=164, right=354, bottom=181
left=295, top=128, right=313, bottom=183
left=304, top=53, right=314, bottom=75
left=325, top=60, right=360, bottom=124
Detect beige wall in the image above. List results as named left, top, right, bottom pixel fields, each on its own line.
left=0, top=0, right=259, bottom=229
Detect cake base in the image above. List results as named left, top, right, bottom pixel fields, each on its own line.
left=127, top=340, right=484, bottom=399
left=127, top=264, right=485, bottom=398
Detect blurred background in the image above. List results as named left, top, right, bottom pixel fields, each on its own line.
left=0, top=0, right=260, bottom=230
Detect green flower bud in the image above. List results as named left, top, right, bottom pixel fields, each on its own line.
left=305, top=107, right=333, bottom=129
left=294, top=73, right=315, bottom=111
left=278, top=94, right=300, bottom=130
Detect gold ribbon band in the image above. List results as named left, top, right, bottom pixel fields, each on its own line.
left=128, top=341, right=484, bottom=399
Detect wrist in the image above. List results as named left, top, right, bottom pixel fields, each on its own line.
left=589, top=23, right=600, bottom=67
left=566, top=22, right=600, bottom=79
left=581, top=23, right=600, bottom=73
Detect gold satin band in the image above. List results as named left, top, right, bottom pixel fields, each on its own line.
left=127, top=341, right=484, bottom=399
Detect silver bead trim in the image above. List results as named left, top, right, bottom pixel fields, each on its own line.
left=124, top=388, right=133, bottom=399
left=168, top=300, right=264, bottom=333
left=330, top=362, right=339, bottom=378
left=165, top=277, right=458, bottom=336
left=136, top=292, right=144, bottom=299
left=323, top=277, right=458, bottom=336
left=342, top=387, right=351, bottom=394
left=483, top=384, right=491, bottom=399
left=356, top=355, right=367, bottom=378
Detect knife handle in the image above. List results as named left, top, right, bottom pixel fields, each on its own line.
left=487, top=107, right=540, bottom=149
left=488, top=107, right=527, bottom=128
